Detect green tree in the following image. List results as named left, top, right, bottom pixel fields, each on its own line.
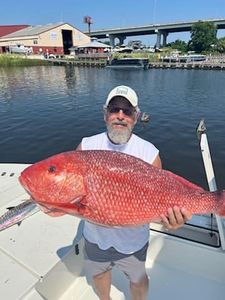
left=188, top=21, right=217, bottom=52
left=167, top=39, right=188, bottom=52
left=215, top=37, right=225, bottom=53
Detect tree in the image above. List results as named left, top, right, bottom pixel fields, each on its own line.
left=188, top=21, right=217, bottom=52
left=167, top=39, right=188, bottom=52
left=215, top=37, right=225, bottom=53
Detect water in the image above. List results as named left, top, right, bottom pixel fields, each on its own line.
left=0, top=66, right=225, bottom=190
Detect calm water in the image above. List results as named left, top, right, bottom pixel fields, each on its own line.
left=0, top=66, right=225, bottom=190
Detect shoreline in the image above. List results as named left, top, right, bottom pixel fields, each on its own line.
left=1, top=53, right=225, bottom=70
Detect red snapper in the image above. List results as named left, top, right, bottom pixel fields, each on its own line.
left=19, top=150, right=225, bottom=226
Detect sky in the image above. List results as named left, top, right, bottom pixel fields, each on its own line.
left=1, top=0, right=225, bottom=46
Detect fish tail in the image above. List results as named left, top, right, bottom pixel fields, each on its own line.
left=215, top=190, right=225, bottom=216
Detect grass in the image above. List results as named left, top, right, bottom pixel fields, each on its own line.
left=0, top=54, right=51, bottom=67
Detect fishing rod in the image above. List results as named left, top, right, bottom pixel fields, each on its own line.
left=197, top=119, right=225, bottom=250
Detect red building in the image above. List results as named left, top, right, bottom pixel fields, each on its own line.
left=0, top=25, right=29, bottom=37
left=0, top=22, right=90, bottom=55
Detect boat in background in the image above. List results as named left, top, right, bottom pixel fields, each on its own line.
left=140, top=112, right=150, bottom=122
left=161, top=53, right=206, bottom=63
left=107, top=57, right=149, bottom=69
left=179, top=54, right=206, bottom=62
left=8, top=44, right=33, bottom=55
left=112, top=45, right=133, bottom=53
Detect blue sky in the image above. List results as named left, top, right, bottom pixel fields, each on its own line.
left=1, top=0, right=225, bottom=45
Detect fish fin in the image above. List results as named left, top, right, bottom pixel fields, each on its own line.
left=6, top=199, right=33, bottom=210
left=35, top=196, right=86, bottom=217
left=36, top=203, right=66, bottom=217
left=165, top=170, right=204, bottom=191
left=6, top=206, right=15, bottom=210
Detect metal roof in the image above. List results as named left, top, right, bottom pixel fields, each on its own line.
left=1, top=22, right=66, bottom=38
left=77, top=39, right=111, bottom=48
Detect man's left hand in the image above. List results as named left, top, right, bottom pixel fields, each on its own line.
left=160, top=206, right=192, bottom=230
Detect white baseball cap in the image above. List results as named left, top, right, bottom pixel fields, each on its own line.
left=105, top=85, right=138, bottom=107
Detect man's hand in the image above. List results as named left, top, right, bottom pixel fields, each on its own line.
left=160, top=206, right=192, bottom=230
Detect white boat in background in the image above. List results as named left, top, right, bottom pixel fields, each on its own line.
left=161, top=54, right=206, bottom=63
left=140, top=112, right=150, bottom=122
left=107, top=58, right=149, bottom=69
left=8, top=44, right=33, bottom=55
left=112, top=45, right=133, bottom=53
left=1, top=121, right=225, bottom=300
left=179, top=54, right=207, bottom=63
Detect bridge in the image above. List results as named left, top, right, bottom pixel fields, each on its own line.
left=87, top=19, right=225, bottom=48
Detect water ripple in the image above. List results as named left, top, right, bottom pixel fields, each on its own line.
left=0, top=66, right=225, bottom=189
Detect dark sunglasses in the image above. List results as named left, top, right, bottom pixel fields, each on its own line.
left=107, top=106, right=135, bottom=117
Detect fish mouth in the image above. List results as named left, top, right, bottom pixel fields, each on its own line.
left=19, top=173, right=33, bottom=196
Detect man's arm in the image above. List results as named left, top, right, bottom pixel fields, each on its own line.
left=151, top=154, right=162, bottom=168
left=152, top=154, right=192, bottom=230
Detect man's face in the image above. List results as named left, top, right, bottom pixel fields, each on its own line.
left=104, top=97, right=138, bottom=144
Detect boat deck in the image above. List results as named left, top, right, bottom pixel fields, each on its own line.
left=1, top=164, right=225, bottom=300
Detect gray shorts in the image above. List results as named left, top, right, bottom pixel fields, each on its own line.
left=83, top=240, right=148, bottom=283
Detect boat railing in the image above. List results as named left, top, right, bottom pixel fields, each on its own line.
left=197, top=119, right=225, bottom=250
left=76, top=53, right=111, bottom=59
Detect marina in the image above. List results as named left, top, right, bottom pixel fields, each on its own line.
left=1, top=65, right=225, bottom=299
left=1, top=1, right=225, bottom=297
left=44, top=55, right=225, bottom=71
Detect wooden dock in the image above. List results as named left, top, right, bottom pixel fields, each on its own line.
left=149, top=58, right=225, bottom=70
left=46, top=58, right=107, bottom=68
left=46, top=57, right=225, bottom=71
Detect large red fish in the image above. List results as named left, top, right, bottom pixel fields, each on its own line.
left=19, top=150, right=225, bottom=226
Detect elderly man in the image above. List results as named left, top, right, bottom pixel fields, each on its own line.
left=76, top=85, right=192, bottom=300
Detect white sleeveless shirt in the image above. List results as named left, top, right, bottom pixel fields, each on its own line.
left=81, top=132, right=159, bottom=254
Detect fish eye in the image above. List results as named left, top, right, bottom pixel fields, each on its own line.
left=48, top=165, right=56, bottom=173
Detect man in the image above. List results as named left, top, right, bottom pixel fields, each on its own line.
left=76, top=85, right=192, bottom=300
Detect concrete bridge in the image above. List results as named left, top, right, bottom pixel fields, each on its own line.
left=87, top=19, right=225, bottom=48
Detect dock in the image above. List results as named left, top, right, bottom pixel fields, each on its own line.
left=45, top=56, right=225, bottom=71
left=149, top=55, right=225, bottom=70
left=149, top=61, right=225, bottom=70
left=46, top=58, right=107, bottom=68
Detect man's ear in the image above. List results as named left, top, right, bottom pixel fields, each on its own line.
left=136, top=111, right=141, bottom=120
left=103, top=106, right=107, bottom=122
left=135, top=108, right=141, bottom=123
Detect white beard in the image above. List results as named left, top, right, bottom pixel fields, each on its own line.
left=107, top=123, right=133, bottom=144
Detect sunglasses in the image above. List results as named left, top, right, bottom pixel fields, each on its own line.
left=107, top=106, right=136, bottom=117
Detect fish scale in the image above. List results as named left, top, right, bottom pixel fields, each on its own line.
left=19, top=150, right=225, bottom=227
